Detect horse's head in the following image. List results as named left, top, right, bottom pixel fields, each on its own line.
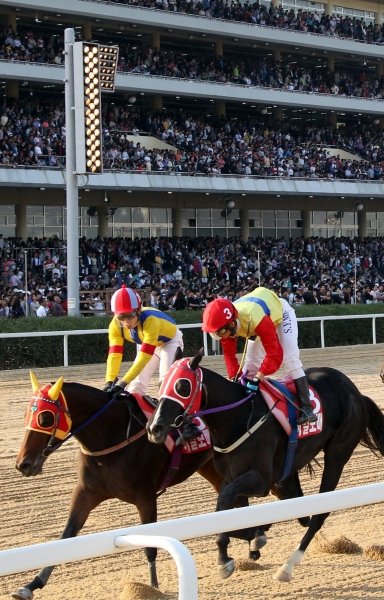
left=16, top=371, right=71, bottom=476
left=148, top=351, right=204, bottom=445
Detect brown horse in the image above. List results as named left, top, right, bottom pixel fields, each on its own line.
left=13, top=372, right=223, bottom=600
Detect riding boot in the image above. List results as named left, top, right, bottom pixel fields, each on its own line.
left=294, top=376, right=317, bottom=425
left=181, top=420, right=201, bottom=441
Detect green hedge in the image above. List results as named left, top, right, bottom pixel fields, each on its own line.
left=1, top=305, right=384, bottom=370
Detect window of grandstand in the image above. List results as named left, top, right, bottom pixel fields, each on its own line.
left=280, top=0, right=324, bottom=12
left=333, top=6, right=375, bottom=23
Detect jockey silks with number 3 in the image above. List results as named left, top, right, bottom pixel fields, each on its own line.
left=104, top=285, right=183, bottom=398
left=202, top=286, right=317, bottom=425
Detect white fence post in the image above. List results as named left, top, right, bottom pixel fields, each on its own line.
left=115, top=535, right=198, bottom=600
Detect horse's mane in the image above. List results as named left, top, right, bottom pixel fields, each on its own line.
left=61, top=381, right=108, bottom=400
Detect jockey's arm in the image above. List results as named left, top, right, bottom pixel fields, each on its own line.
left=254, top=315, right=284, bottom=378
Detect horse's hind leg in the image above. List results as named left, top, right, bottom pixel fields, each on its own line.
left=274, top=451, right=354, bottom=583
left=12, top=486, right=101, bottom=600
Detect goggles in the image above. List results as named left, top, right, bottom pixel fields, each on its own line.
left=210, top=322, right=235, bottom=341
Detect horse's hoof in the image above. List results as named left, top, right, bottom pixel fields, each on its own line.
left=273, top=568, right=292, bottom=583
left=12, top=588, right=33, bottom=600
left=217, top=559, right=235, bottom=579
left=249, top=549, right=261, bottom=561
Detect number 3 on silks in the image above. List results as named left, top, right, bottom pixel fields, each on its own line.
left=223, top=308, right=232, bottom=320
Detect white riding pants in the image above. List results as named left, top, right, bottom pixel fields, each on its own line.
left=243, top=298, right=305, bottom=380
left=128, top=329, right=184, bottom=395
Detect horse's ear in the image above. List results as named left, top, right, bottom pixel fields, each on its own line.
left=30, top=371, right=40, bottom=393
left=190, top=348, right=204, bottom=371
left=173, top=346, right=183, bottom=363
left=48, top=377, right=64, bottom=401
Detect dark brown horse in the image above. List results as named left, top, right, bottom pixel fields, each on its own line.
left=148, top=351, right=384, bottom=582
left=13, top=371, right=223, bottom=600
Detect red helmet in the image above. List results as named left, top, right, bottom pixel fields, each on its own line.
left=202, top=298, right=238, bottom=333
left=111, top=285, right=142, bottom=315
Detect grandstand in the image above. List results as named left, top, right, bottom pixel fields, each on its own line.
left=0, top=0, right=384, bottom=239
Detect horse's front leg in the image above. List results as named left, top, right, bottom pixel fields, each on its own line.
left=233, top=495, right=270, bottom=560
left=216, top=469, right=269, bottom=579
left=135, top=494, right=159, bottom=588
left=12, top=485, right=101, bottom=600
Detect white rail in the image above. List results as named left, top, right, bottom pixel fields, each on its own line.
left=1, top=314, right=384, bottom=366
left=1, top=482, right=384, bottom=599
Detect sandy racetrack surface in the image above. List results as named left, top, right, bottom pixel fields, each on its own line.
left=1, top=345, right=384, bottom=600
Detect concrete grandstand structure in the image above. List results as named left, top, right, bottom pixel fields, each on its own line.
left=0, top=0, right=384, bottom=239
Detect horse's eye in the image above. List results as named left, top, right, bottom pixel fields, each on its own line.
left=37, top=411, right=55, bottom=429
left=175, top=378, right=192, bottom=398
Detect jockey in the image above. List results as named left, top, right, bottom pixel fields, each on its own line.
left=202, top=287, right=317, bottom=425
left=104, top=285, right=183, bottom=399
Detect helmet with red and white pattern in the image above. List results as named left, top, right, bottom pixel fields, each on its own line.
left=111, top=285, right=142, bottom=315
left=202, top=298, right=238, bottom=333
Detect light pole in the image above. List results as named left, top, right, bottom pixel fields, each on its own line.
left=354, top=251, right=357, bottom=304
left=257, top=250, right=261, bottom=286
left=24, top=250, right=29, bottom=317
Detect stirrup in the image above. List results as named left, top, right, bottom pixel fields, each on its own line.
left=297, top=409, right=317, bottom=425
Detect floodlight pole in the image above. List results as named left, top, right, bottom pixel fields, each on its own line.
left=65, top=28, right=80, bottom=316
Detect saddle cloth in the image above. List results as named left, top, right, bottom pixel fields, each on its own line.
left=132, top=393, right=211, bottom=454
left=259, top=377, right=323, bottom=438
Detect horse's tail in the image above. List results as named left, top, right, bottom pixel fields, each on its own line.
left=362, top=395, right=384, bottom=456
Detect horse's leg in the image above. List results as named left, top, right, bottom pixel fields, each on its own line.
left=272, top=471, right=310, bottom=527
left=274, top=450, right=353, bottom=582
left=216, top=470, right=269, bottom=579
left=135, top=495, right=159, bottom=588
left=197, top=459, right=223, bottom=494
left=12, top=486, right=102, bottom=600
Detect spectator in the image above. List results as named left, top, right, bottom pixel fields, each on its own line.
left=36, top=298, right=50, bottom=317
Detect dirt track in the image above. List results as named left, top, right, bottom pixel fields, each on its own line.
left=1, top=345, right=384, bottom=600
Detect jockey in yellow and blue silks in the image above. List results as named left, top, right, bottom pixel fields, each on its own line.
left=202, top=287, right=317, bottom=425
left=104, top=285, right=183, bottom=399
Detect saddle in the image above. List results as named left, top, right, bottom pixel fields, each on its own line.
left=259, top=378, right=323, bottom=438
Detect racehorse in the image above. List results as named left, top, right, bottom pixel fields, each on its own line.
left=148, top=350, right=384, bottom=582
left=13, top=371, right=224, bottom=600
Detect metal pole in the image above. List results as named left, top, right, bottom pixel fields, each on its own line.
left=354, top=251, right=357, bottom=304
left=65, top=28, right=80, bottom=316
left=24, top=250, right=29, bottom=317
left=257, top=250, right=261, bottom=286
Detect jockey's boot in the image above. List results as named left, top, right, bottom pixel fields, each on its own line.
left=181, top=421, right=201, bottom=441
left=294, top=376, right=317, bottom=425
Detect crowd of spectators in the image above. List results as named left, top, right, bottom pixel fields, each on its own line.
left=2, top=233, right=384, bottom=318
left=1, top=25, right=383, bottom=99
left=0, top=97, right=384, bottom=179
left=66, top=1, right=384, bottom=45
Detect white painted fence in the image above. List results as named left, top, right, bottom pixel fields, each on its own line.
left=1, top=483, right=384, bottom=600
left=1, top=314, right=384, bottom=367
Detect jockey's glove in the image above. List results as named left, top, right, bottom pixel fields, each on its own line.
left=103, top=381, right=114, bottom=393
left=240, top=377, right=259, bottom=392
left=110, top=380, right=127, bottom=400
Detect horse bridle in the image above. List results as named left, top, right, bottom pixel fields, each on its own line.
left=161, top=361, right=272, bottom=453
left=30, top=389, right=144, bottom=458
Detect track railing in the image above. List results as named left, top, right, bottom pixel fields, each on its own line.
left=1, top=482, right=384, bottom=599
left=1, top=314, right=383, bottom=366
